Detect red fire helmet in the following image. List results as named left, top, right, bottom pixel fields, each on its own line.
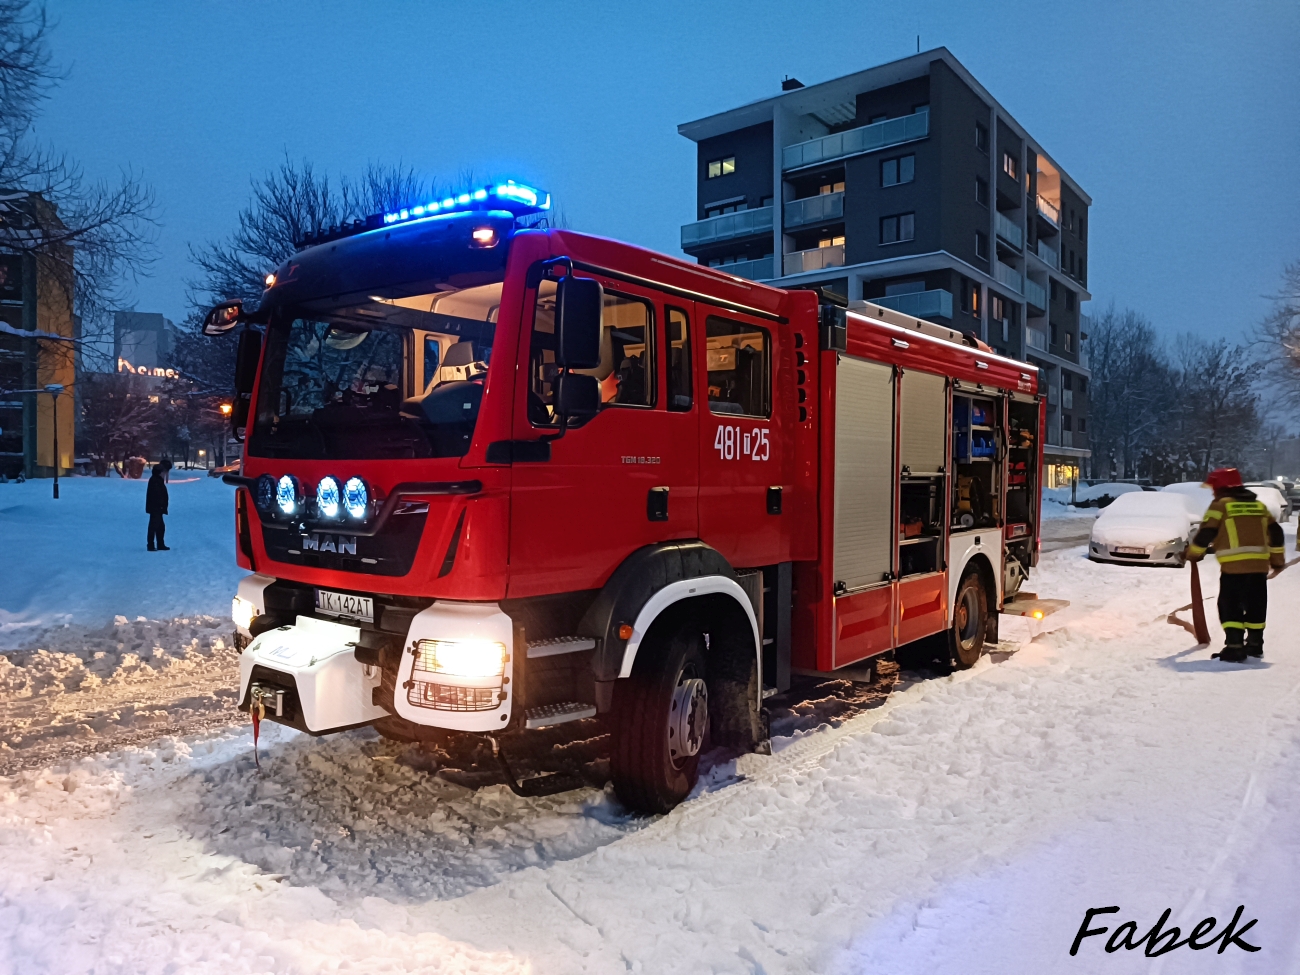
left=1203, top=467, right=1244, bottom=491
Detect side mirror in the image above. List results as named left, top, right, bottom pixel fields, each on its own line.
left=231, top=328, right=262, bottom=435
left=554, top=276, right=602, bottom=368
left=203, top=299, right=246, bottom=336
left=555, top=373, right=599, bottom=418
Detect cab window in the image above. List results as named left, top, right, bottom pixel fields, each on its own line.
left=667, top=307, right=692, bottom=411
left=706, top=316, right=769, bottom=418
left=530, top=281, right=654, bottom=424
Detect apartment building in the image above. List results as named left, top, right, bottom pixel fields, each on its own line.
left=677, top=48, right=1091, bottom=480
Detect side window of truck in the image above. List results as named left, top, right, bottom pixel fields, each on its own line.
left=705, top=316, right=770, bottom=418
left=666, top=307, right=692, bottom=411
left=530, top=280, right=655, bottom=424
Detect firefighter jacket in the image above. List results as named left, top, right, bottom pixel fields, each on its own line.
left=1188, top=488, right=1285, bottom=574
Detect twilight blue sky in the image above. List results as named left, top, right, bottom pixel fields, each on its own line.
left=34, top=0, right=1300, bottom=341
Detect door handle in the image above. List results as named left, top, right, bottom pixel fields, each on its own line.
left=647, top=486, right=669, bottom=522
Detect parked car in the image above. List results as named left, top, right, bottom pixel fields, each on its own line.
left=1160, top=481, right=1214, bottom=519
left=1245, top=483, right=1290, bottom=522
left=1088, top=491, right=1199, bottom=567
left=1073, top=482, right=1147, bottom=508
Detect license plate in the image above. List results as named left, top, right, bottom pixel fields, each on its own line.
left=315, top=589, right=373, bottom=622
left=1115, top=546, right=1147, bottom=555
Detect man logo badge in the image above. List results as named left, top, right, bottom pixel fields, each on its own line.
left=302, top=533, right=357, bottom=555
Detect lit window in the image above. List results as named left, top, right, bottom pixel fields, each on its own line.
left=706, top=156, right=736, bottom=179
left=881, top=155, right=915, bottom=187
left=880, top=214, right=914, bottom=245
left=1003, top=152, right=1018, bottom=180
left=819, top=234, right=845, bottom=249
left=818, top=181, right=845, bottom=196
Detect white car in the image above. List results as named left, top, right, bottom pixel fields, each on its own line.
left=1245, top=483, right=1289, bottom=522
left=1088, top=491, right=1198, bottom=567
left=1160, top=481, right=1213, bottom=520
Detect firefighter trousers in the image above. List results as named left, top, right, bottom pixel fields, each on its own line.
left=1217, top=572, right=1267, bottom=645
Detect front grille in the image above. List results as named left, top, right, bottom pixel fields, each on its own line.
left=1110, top=551, right=1151, bottom=560
left=408, top=681, right=499, bottom=711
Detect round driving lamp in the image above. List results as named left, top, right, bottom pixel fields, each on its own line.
left=316, top=476, right=342, bottom=519
left=276, top=474, right=302, bottom=516
left=254, top=474, right=276, bottom=513
left=343, top=476, right=369, bottom=520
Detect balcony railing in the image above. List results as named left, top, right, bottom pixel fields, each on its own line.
left=995, top=212, right=1023, bottom=250
left=784, top=192, right=843, bottom=230
left=681, top=205, right=773, bottom=250
left=1035, top=238, right=1059, bottom=268
left=1024, top=277, right=1047, bottom=311
left=782, top=111, right=929, bottom=171
left=709, top=256, right=774, bottom=281
left=996, top=261, right=1023, bottom=295
left=871, top=289, right=954, bottom=321
left=783, top=243, right=845, bottom=276
left=1036, top=195, right=1060, bottom=227
left=1026, top=327, right=1048, bottom=352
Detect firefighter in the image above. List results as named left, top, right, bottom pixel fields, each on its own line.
left=1185, top=468, right=1285, bottom=662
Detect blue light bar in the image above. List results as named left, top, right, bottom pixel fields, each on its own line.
left=381, top=180, right=550, bottom=226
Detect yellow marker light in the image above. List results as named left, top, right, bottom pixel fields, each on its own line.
left=414, top=639, right=506, bottom=679
left=471, top=226, right=498, bottom=247
left=1032, top=610, right=1045, bottom=619
left=219, top=403, right=233, bottom=415
left=264, top=273, right=277, bottom=287
left=232, top=595, right=259, bottom=632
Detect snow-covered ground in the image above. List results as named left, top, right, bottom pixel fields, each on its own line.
left=1, top=485, right=1299, bottom=973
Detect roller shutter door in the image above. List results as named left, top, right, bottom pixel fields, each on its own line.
left=834, top=356, right=895, bottom=592
left=900, top=370, right=947, bottom=475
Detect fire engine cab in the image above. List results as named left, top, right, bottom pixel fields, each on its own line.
left=205, top=180, right=1049, bottom=813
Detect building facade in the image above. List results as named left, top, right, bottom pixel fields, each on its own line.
left=0, top=192, right=76, bottom=480
left=677, top=49, right=1091, bottom=480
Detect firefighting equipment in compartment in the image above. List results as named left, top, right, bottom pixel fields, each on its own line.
left=902, top=519, right=924, bottom=538
left=971, top=432, right=996, bottom=458
left=1009, top=422, right=1035, bottom=449
left=956, top=475, right=993, bottom=529
left=971, top=402, right=992, bottom=425
left=1009, top=460, right=1029, bottom=487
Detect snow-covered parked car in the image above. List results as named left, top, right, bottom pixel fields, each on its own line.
left=1160, top=481, right=1213, bottom=519
left=1245, top=483, right=1290, bottom=522
left=1088, top=491, right=1198, bottom=566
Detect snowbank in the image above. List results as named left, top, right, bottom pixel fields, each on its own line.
left=0, top=476, right=242, bottom=636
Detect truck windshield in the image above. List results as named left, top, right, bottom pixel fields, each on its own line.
left=249, top=280, right=502, bottom=460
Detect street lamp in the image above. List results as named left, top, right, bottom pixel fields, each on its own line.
left=45, top=384, right=63, bottom=500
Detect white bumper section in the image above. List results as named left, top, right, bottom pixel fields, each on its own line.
left=236, top=595, right=516, bottom=735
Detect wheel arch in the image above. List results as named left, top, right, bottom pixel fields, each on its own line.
left=953, top=551, right=998, bottom=618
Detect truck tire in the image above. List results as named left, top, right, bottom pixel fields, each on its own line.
left=951, top=570, right=988, bottom=670
left=610, top=623, right=709, bottom=814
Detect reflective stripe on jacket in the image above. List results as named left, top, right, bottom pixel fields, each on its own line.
left=1189, top=489, right=1285, bottom=574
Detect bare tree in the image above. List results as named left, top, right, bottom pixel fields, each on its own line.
left=1085, top=304, right=1171, bottom=479
left=1254, top=260, right=1300, bottom=409
left=0, top=1, right=157, bottom=356
left=78, top=371, right=160, bottom=475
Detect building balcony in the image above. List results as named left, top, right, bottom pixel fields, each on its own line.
left=994, top=212, right=1023, bottom=250
left=782, top=111, right=929, bottom=172
left=1024, top=277, right=1047, bottom=313
left=1036, top=194, right=1060, bottom=228
left=871, top=289, right=954, bottom=321
left=1033, top=238, right=1059, bottom=269
left=1026, top=327, right=1048, bottom=352
left=783, top=243, right=845, bottom=276
left=681, top=205, right=773, bottom=250
left=710, top=256, right=774, bottom=281
left=784, top=192, right=843, bottom=230
left=996, top=260, right=1023, bottom=295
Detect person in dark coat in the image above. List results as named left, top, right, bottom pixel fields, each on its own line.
left=146, top=460, right=171, bottom=551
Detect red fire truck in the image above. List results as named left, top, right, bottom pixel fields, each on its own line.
left=205, top=181, right=1048, bottom=813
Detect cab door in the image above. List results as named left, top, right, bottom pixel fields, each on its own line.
left=506, top=274, right=699, bottom=597
left=697, top=310, right=783, bottom=568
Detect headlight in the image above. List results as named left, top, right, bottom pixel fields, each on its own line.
left=316, top=476, right=342, bottom=519
left=254, top=474, right=276, bottom=512
left=413, top=638, right=506, bottom=678
left=276, top=475, right=301, bottom=515
left=343, top=476, right=369, bottom=519
left=232, top=595, right=259, bottom=632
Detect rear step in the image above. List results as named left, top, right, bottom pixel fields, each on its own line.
left=524, top=701, right=597, bottom=729
left=526, top=636, right=597, bottom=658
left=1002, top=592, right=1070, bottom=619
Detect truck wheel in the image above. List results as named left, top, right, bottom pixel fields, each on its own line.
left=951, top=571, right=988, bottom=670
left=610, top=623, right=709, bottom=814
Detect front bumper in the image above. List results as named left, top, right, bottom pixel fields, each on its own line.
left=234, top=586, right=516, bottom=735
left=1088, top=538, right=1187, bottom=564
